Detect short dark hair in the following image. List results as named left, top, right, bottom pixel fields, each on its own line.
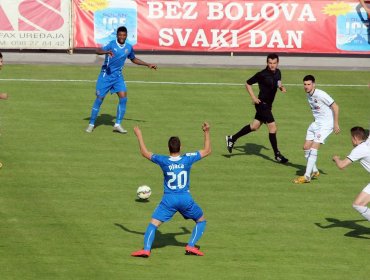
left=0, top=52, right=2, bottom=59
left=117, top=26, right=127, bottom=35
left=303, top=75, right=315, bottom=83
left=267, top=53, right=279, bottom=62
left=351, top=126, right=367, bottom=140
left=168, top=136, right=181, bottom=153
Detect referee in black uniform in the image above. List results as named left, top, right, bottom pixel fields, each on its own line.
left=226, top=53, right=288, bottom=163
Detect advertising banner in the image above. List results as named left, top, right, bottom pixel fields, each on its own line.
left=76, top=0, right=369, bottom=54
left=0, top=0, right=71, bottom=49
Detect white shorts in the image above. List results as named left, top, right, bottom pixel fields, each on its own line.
left=362, top=183, right=370, bottom=194
left=305, top=122, right=333, bottom=144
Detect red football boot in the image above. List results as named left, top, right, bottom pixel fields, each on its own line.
left=131, top=249, right=150, bottom=258
left=185, top=245, right=204, bottom=256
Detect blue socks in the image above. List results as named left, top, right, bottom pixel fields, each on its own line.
left=89, top=97, right=103, bottom=125
left=188, top=220, right=207, bottom=247
left=143, top=223, right=157, bottom=251
left=116, top=97, right=127, bottom=125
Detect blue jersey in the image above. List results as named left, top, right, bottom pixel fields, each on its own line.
left=151, top=152, right=202, bottom=194
left=101, top=39, right=135, bottom=77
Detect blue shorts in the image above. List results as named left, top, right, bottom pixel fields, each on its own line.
left=152, top=193, right=204, bottom=222
left=95, top=72, right=127, bottom=98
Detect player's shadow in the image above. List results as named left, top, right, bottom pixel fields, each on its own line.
left=315, top=217, right=370, bottom=239
left=222, top=143, right=270, bottom=160
left=83, top=114, right=146, bottom=128
left=222, top=143, right=306, bottom=174
left=83, top=113, right=114, bottom=128
left=114, top=223, right=191, bottom=249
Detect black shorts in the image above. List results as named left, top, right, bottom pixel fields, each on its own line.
left=254, top=102, right=275, bottom=124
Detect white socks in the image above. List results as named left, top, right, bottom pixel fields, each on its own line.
left=305, top=149, right=318, bottom=174
left=305, top=148, right=318, bottom=178
left=353, top=205, right=370, bottom=221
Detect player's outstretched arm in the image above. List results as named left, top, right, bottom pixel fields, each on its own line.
left=96, top=48, right=113, bottom=57
left=130, top=57, right=157, bottom=70
left=199, top=122, right=211, bottom=158
left=332, top=155, right=351, bottom=170
left=133, top=126, right=153, bottom=160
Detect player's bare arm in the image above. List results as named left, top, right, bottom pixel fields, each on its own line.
left=332, top=155, right=352, bottom=170
left=278, top=81, right=287, bottom=93
left=330, top=102, right=340, bottom=134
left=130, top=57, right=157, bottom=70
left=133, top=126, right=153, bottom=160
left=96, top=49, right=113, bottom=57
left=199, top=122, right=211, bottom=158
left=0, top=93, right=8, bottom=100
left=245, top=83, right=260, bottom=104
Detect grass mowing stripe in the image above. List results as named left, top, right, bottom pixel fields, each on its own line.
left=0, top=78, right=367, bottom=87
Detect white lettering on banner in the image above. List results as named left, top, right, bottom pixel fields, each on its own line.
left=207, top=2, right=316, bottom=22
left=249, top=30, right=303, bottom=48
left=159, top=28, right=239, bottom=47
left=147, top=1, right=198, bottom=19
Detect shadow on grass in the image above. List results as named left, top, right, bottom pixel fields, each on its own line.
left=135, top=198, right=150, bottom=203
left=222, top=143, right=307, bottom=175
left=315, top=217, right=370, bottom=239
left=83, top=114, right=146, bottom=128
left=114, top=223, right=191, bottom=249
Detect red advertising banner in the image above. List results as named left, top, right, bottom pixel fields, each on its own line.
left=73, top=0, right=370, bottom=54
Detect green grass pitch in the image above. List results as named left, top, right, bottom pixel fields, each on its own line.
left=0, top=63, right=369, bottom=279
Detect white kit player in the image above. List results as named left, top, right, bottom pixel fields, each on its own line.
left=294, top=75, right=340, bottom=184
left=332, top=127, right=370, bottom=222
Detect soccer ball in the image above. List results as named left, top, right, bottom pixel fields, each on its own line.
left=137, top=185, right=151, bottom=200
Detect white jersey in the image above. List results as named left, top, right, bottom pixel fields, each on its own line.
left=307, top=89, right=334, bottom=126
left=347, top=138, right=370, bottom=173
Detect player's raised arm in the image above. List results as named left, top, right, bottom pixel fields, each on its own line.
left=199, top=122, right=211, bottom=158
left=133, top=126, right=153, bottom=160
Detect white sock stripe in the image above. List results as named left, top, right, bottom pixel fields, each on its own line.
left=190, top=224, right=199, bottom=245
left=145, top=230, right=154, bottom=247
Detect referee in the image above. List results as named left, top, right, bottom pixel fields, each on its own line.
left=226, top=53, right=288, bottom=163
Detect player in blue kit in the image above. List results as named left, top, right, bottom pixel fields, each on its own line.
left=86, top=26, right=157, bottom=133
left=131, top=122, right=212, bottom=258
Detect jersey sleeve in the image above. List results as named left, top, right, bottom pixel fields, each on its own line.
left=128, top=46, right=135, bottom=60
left=320, top=91, right=335, bottom=107
left=184, top=151, right=202, bottom=164
left=151, top=154, right=163, bottom=165
left=276, top=70, right=282, bottom=87
left=101, top=41, right=113, bottom=51
left=246, top=72, right=260, bottom=85
left=347, top=145, right=364, bottom=162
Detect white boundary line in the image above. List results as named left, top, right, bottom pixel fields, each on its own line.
left=0, top=78, right=367, bottom=87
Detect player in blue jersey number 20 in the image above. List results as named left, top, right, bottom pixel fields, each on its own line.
left=86, top=26, right=157, bottom=134
left=131, top=122, right=212, bottom=258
